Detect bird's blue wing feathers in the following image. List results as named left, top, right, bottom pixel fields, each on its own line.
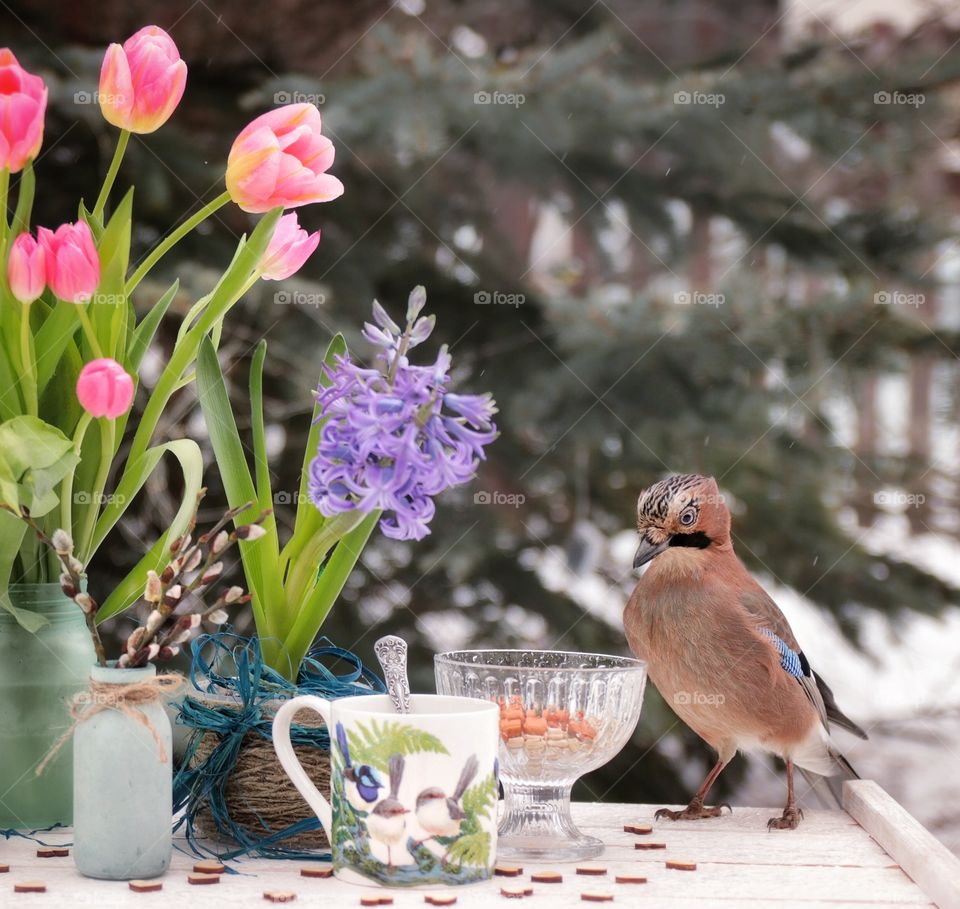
left=760, top=628, right=804, bottom=678
left=335, top=721, right=351, bottom=766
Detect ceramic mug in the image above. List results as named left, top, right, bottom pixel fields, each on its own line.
left=273, top=693, right=499, bottom=887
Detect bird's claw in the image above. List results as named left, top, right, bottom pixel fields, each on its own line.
left=767, top=806, right=804, bottom=830
left=655, top=802, right=730, bottom=821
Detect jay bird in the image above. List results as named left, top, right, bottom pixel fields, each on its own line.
left=624, top=473, right=867, bottom=829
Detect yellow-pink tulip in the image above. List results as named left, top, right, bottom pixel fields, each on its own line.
left=0, top=49, right=47, bottom=173
left=225, top=103, right=344, bottom=213
left=99, top=26, right=187, bottom=134
left=259, top=213, right=320, bottom=280
left=7, top=232, right=46, bottom=304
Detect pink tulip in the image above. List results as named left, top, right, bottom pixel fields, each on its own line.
left=7, top=232, right=46, bottom=304
left=99, top=26, right=187, bottom=134
left=258, top=212, right=321, bottom=280
left=38, top=221, right=100, bottom=303
left=225, top=103, right=344, bottom=213
left=76, top=358, right=134, bottom=419
left=0, top=49, right=47, bottom=173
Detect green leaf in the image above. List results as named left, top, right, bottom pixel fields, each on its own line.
left=11, top=163, right=35, bottom=236
left=34, top=302, right=80, bottom=394
left=444, top=831, right=491, bottom=869
left=95, top=438, right=204, bottom=621
left=249, top=341, right=274, bottom=516
left=347, top=719, right=449, bottom=773
left=128, top=280, right=178, bottom=371
left=0, top=416, right=79, bottom=517
left=461, top=773, right=497, bottom=822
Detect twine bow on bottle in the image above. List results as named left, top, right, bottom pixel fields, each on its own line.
left=36, top=674, right=183, bottom=777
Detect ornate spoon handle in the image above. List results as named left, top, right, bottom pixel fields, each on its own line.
left=374, top=635, right=412, bottom=714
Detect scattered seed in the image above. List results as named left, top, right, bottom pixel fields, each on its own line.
left=35, top=848, right=68, bottom=858
left=576, top=865, right=607, bottom=876
left=531, top=871, right=563, bottom=883
left=495, top=865, right=524, bottom=877
left=360, top=899, right=381, bottom=907
left=188, top=873, right=221, bottom=885
left=634, top=842, right=667, bottom=850
left=0, top=865, right=8, bottom=874
left=194, top=859, right=225, bottom=874
left=14, top=882, right=46, bottom=894
left=665, top=860, right=697, bottom=871
left=424, top=896, right=456, bottom=906
left=264, top=893, right=297, bottom=903
left=614, top=874, right=647, bottom=884
left=377, top=900, right=395, bottom=907
left=500, top=886, right=528, bottom=899
left=581, top=892, right=614, bottom=903
left=300, top=866, right=334, bottom=878
left=623, top=824, right=653, bottom=835
left=129, top=880, right=163, bottom=893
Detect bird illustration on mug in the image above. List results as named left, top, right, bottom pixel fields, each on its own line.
left=335, top=721, right=384, bottom=813
left=624, top=474, right=867, bottom=829
left=366, top=753, right=409, bottom=869
left=415, top=753, right=479, bottom=857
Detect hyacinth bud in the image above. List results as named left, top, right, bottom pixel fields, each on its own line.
left=158, top=645, right=179, bottom=660
left=74, top=592, right=96, bottom=614
left=144, top=570, right=163, bottom=603
left=408, top=314, right=436, bottom=347
left=51, top=529, right=73, bottom=556
left=211, top=530, right=229, bottom=554
left=407, top=284, right=427, bottom=322
left=163, top=584, right=183, bottom=607
left=201, top=561, right=223, bottom=585
left=223, top=585, right=244, bottom=604
left=236, top=524, right=267, bottom=541
left=160, top=564, right=176, bottom=584
left=207, top=608, right=228, bottom=625
left=126, top=627, right=146, bottom=657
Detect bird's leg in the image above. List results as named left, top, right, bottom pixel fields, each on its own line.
left=768, top=759, right=804, bottom=830
left=655, top=759, right=731, bottom=821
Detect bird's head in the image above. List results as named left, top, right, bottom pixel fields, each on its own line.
left=633, top=473, right=730, bottom=569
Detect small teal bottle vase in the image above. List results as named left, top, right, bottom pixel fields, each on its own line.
left=73, top=663, right=173, bottom=880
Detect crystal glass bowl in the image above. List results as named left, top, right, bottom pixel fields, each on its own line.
left=434, top=650, right=647, bottom=861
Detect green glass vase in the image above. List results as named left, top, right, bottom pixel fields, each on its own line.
left=0, top=583, right=95, bottom=829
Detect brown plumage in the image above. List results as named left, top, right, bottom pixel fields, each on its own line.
left=624, top=474, right=865, bottom=829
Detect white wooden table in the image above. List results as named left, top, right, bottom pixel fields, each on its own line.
left=3, top=782, right=958, bottom=908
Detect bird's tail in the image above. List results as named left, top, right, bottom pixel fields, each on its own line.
left=798, top=747, right=859, bottom=809
left=335, top=721, right=351, bottom=768
left=453, top=754, right=479, bottom=801
left=388, top=752, right=404, bottom=798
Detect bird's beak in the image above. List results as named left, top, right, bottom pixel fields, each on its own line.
left=633, top=537, right=669, bottom=569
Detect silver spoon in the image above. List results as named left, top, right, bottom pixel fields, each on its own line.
left=374, top=635, right=412, bottom=714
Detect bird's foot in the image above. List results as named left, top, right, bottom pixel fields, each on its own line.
left=655, top=800, right=731, bottom=821
left=767, top=805, right=804, bottom=830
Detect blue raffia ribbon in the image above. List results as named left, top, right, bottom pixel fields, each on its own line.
left=172, top=630, right=385, bottom=861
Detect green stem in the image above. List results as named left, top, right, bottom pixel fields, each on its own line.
left=125, top=190, right=232, bottom=295
left=0, top=167, right=9, bottom=247
left=75, top=304, right=103, bottom=357
left=92, top=129, right=130, bottom=222
left=19, top=302, right=37, bottom=416
left=77, top=418, right=115, bottom=561
left=60, top=412, right=93, bottom=540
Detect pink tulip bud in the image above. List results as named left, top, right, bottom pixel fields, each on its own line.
left=76, top=358, right=134, bottom=419
left=226, top=103, right=344, bottom=213
left=0, top=49, right=47, bottom=173
left=38, top=221, right=100, bottom=303
left=258, top=212, right=321, bottom=280
left=98, top=26, right=187, bottom=134
left=7, top=232, right=46, bottom=304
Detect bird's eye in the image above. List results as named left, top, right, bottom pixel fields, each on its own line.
left=679, top=506, right=697, bottom=527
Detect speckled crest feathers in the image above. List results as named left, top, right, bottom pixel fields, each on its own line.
left=637, top=473, right=706, bottom=522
